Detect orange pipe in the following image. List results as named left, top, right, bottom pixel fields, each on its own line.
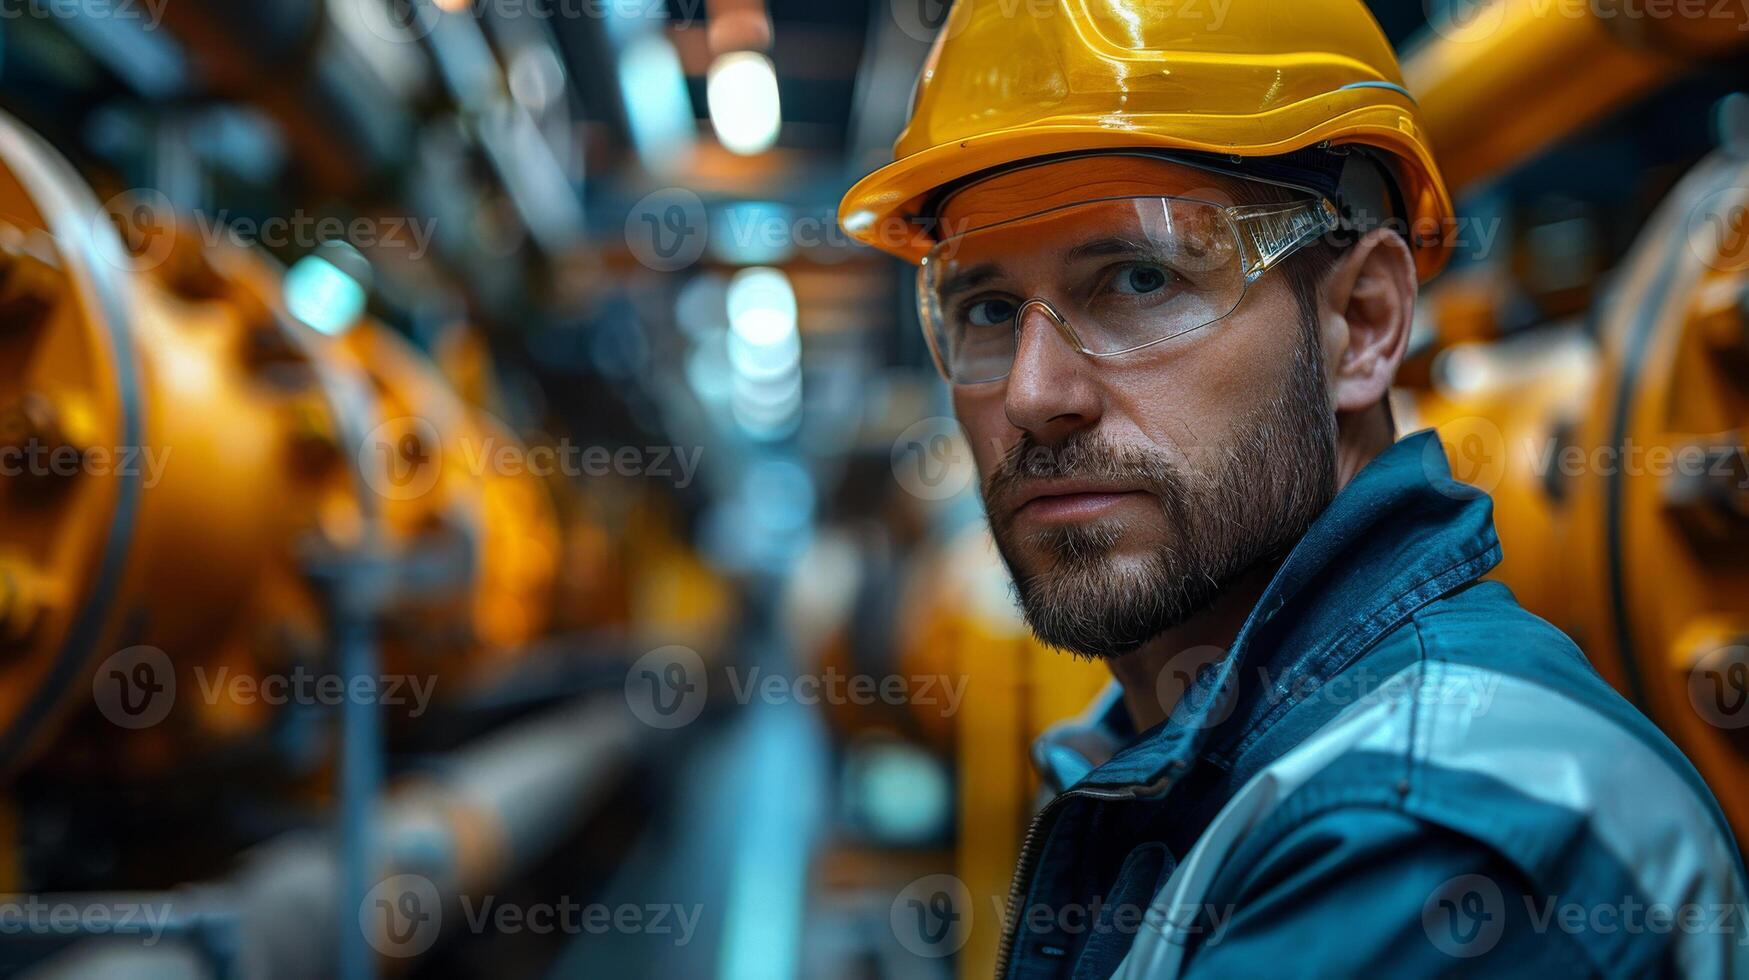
left=1403, top=1, right=1678, bottom=194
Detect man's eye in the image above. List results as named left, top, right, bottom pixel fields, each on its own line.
left=1110, top=262, right=1171, bottom=296
left=962, top=297, right=1018, bottom=327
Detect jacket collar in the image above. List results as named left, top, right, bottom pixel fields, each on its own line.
left=1033, top=430, right=1504, bottom=795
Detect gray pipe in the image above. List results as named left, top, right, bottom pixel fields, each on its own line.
left=19, top=695, right=640, bottom=980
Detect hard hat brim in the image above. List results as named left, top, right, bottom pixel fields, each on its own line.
left=839, top=101, right=1454, bottom=283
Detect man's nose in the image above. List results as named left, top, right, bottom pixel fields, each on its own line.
left=1003, top=301, right=1101, bottom=440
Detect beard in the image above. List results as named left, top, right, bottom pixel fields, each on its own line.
left=980, top=318, right=1338, bottom=660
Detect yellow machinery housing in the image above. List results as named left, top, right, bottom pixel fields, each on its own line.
left=0, top=109, right=559, bottom=779
left=1408, top=147, right=1749, bottom=840
left=1403, top=4, right=1749, bottom=838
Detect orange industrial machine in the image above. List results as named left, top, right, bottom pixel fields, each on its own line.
left=1402, top=7, right=1749, bottom=838
left=0, top=107, right=559, bottom=781
left=1406, top=146, right=1749, bottom=840
left=327, top=312, right=560, bottom=679
left=1404, top=0, right=1749, bottom=192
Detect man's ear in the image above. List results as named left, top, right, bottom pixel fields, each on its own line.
left=1320, top=228, right=1418, bottom=415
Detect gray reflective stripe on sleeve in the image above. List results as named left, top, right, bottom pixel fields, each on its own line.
left=1383, top=662, right=1744, bottom=978
left=1114, top=666, right=1422, bottom=979
left=1116, top=661, right=1746, bottom=979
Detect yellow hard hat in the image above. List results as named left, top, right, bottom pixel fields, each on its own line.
left=838, top=0, right=1454, bottom=282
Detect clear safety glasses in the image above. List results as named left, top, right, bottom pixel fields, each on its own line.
left=917, top=194, right=1340, bottom=384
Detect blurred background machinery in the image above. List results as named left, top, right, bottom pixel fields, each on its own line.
left=1399, top=0, right=1749, bottom=844
left=0, top=1, right=1744, bottom=979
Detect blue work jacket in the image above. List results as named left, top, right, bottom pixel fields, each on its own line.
left=1004, top=430, right=1748, bottom=978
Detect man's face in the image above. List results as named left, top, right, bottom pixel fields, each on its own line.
left=943, top=157, right=1341, bottom=659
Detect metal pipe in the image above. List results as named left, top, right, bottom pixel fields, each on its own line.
left=333, top=583, right=383, bottom=980
left=21, top=695, right=640, bottom=980
left=1403, top=2, right=1671, bottom=194
left=1401, top=0, right=1749, bottom=195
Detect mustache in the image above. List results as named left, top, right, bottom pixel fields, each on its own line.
left=981, top=432, right=1182, bottom=520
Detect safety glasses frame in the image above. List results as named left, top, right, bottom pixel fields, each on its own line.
left=917, top=194, right=1340, bottom=384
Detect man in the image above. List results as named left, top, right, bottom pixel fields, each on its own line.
left=839, top=1, right=1747, bottom=976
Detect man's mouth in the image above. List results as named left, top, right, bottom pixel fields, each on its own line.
left=1012, top=483, right=1152, bottom=524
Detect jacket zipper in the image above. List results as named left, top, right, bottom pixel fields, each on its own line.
left=992, top=775, right=1177, bottom=980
